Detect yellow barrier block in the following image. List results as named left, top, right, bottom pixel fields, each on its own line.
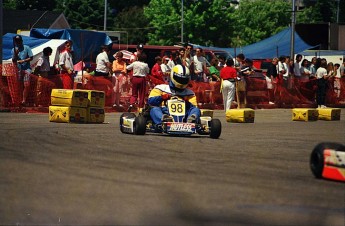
left=49, top=106, right=87, bottom=123
left=87, top=107, right=105, bottom=123
left=86, top=90, right=105, bottom=108
left=318, top=108, right=341, bottom=121
left=226, top=108, right=255, bottom=123
left=292, top=108, right=318, bottom=121
left=51, top=89, right=89, bottom=107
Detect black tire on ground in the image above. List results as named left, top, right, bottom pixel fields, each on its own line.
left=209, top=118, right=222, bottom=139
left=119, top=113, right=136, bottom=133
left=310, top=142, right=345, bottom=178
left=134, top=116, right=146, bottom=135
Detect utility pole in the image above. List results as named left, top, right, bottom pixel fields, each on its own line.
left=181, top=0, right=184, bottom=44
left=290, top=0, right=296, bottom=60
left=104, top=0, right=107, bottom=31
left=336, top=0, right=340, bottom=23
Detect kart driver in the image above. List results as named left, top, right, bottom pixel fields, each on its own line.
left=148, top=64, right=201, bottom=131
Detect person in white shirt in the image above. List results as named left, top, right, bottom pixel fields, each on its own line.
left=167, top=52, right=178, bottom=70
left=309, top=57, right=317, bottom=78
left=58, top=40, right=74, bottom=89
left=316, top=60, right=329, bottom=108
left=277, top=56, right=286, bottom=76
left=340, top=59, right=345, bottom=78
left=126, top=52, right=150, bottom=109
left=293, top=54, right=302, bottom=78
left=160, top=56, right=171, bottom=82
left=300, top=59, right=311, bottom=81
left=193, top=47, right=207, bottom=82
left=34, top=46, right=52, bottom=106
left=95, top=45, right=112, bottom=77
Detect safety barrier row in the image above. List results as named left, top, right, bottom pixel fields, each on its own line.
left=1, top=63, right=345, bottom=112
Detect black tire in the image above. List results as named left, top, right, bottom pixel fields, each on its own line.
left=134, top=116, right=146, bottom=135
left=310, top=142, right=344, bottom=178
left=119, top=113, right=136, bottom=133
left=209, top=119, right=222, bottom=139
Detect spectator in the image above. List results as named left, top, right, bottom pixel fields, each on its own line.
left=175, top=47, right=185, bottom=65
left=334, top=63, right=341, bottom=98
left=235, top=53, right=245, bottom=72
left=193, top=47, right=208, bottom=82
left=284, top=56, right=291, bottom=78
left=316, top=60, right=329, bottom=108
left=74, top=63, right=93, bottom=89
left=340, top=59, right=345, bottom=78
left=327, top=62, right=335, bottom=77
left=217, top=55, right=226, bottom=69
left=58, top=40, right=74, bottom=89
left=95, top=45, right=112, bottom=77
left=266, top=57, right=279, bottom=104
left=208, top=58, right=220, bottom=82
left=300, top=59, right=311, bottom=81
left=34, top=46, right=52, bottom=78
left=126, top=52, right=150, bottom=110
left=151, top=56, right=165, bottom=84
left=294, top=54, right=303, bottom=79
left=184, top=43, right=194, bottom=77
left=130, top=43, right=144, bottom=63
left=240, top=58, right=254, bottom=76
left=309, top=57, right=317, bottom=78
left=220, top=58, right=237, bottom=111
left=277, top=56, right=288, bottom=87
left=160, top=56, right=171, bottom=82
left=11, top=35, right=34, bottom=106
left=112, top=51, right=127, bottom=108
left=167, top=51, right=178, bottom=70
left=34, top=47, right=52, bottom=105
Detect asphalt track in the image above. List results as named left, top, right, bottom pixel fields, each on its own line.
left=0, top=109, right=344, bottom=226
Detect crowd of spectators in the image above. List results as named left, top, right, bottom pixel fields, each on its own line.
left=2, top=35, right=345, bottom=110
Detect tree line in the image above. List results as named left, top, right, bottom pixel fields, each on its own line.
left=4, top=0, right=345, bottom=47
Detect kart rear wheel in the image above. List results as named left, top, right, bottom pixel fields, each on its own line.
left=120, top=113, right=136, bottom=133
left=310, top=142, right=344, bottom=178
left=134, top=116, right=146, bottom=135
left=209, top=118, right=221, bottom=139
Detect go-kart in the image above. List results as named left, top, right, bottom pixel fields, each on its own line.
left=310, top=142, right=345, bottom=182
left=119, top=97, right=222, bottom=139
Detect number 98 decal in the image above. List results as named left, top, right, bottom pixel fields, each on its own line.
left=168, top=100, right=186, bottom=116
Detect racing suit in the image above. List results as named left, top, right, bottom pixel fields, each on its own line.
left=148, top=83, right=201, bottom=125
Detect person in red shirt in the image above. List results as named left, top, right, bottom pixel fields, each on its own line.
left=220, top=58, right=238, bottom=111
left=150, top=56, right=165, bottom=84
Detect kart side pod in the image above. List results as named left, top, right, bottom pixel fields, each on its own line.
left=310, top=142, right=345, bottom=182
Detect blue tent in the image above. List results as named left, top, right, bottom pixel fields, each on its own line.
left=193, top=27, right=315, bottom=59
left=30, top=28, right=112, bottom=63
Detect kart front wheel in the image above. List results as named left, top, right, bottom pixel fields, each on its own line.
left=209, top=118, right=221, bottom=139
left=310, top=142, right=344, bottom=178
left=120, top=113, right=136, bottom=133
left=134, top=116, right=146, bottom=135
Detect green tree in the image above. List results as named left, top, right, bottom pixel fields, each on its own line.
left=298, top=0, right=341, bottom=23
left=55, top=0, right=106, bottom=30
left=4, top=0, right=57, bottom=10
left=144, top=0, right=235, bottom=46
left=112, top=6, right=150, bottom=44
left=108, top=0, right=150, bottom=13
left=3, top=0, right=17, bottom=9
left=231, top=0, right=291, bottom=47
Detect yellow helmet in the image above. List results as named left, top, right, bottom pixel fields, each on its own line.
left=170, top=65, right=190, bottom=89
